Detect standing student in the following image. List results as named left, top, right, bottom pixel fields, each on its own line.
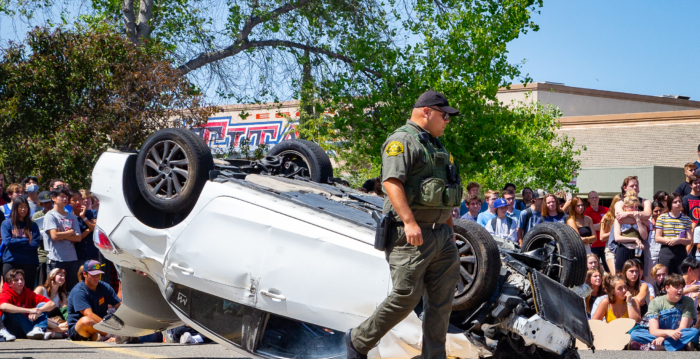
left=567, top=197, right=596, bottom=254
left=683, top=176, right=700, bottom=252
left=32, top=191, right=53, bottom=287
left=1, top=197, right=41, bottom=290
left=585, top=191, right=609, bottom=270
left=459, top=194, right=481, bottom=222
left=43, top=188, right=82, bottom=292
left=502, top=190, right=521, bottom=222
left=601, top=195, right=621, bottom=275
left=656, top=193, right=693, bottom=275
left=520, top=187, right=533, bottom=209
left=485, top=199, right=518, bottom=243
left=542, top=193, right=568, bottom=223
left=476, top=190, right=499, bottom=227
left=22, top=176, right=40, bottom=213
left=613, top=192, right=649, bottom=272
left=676, top=163, right=697, bottom=197
left=459, top=182, right=481, bottom=216
left=69, top=191, right=97, bottom=262
left=517, top=189, right=545, bottom=245
left=614, top=176, right=652, bottom=225
left=648, top=201, right=664, bottom=274
left=2, top=184, right=26, bottom=218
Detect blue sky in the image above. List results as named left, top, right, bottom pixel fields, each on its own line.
left=507, top=1, right=700, bottom=100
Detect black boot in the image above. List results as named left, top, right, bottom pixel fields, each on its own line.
left=346, top=329, right=367, bottom=359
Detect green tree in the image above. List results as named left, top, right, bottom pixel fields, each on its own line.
left=0, top=25, right=216, bottom=188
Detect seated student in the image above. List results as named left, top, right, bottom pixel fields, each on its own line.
left=650, top=264, right=669, bottom=298
left=34, top=268, right=69, bottom=330
left=681, top=257, right=700, bottom=312
left=67, top=260, right=121, bottom=341
left=630, top=274, right=700, bottom=351
left=484, top=198, right=518, bottom=243
left=0, top=269, right=56, bottom=340
left=592, top=274, right=641, bottom=323
left=585, top=268, right=605, bottom=318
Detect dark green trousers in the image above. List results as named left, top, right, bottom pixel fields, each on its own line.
left=351, top=223, right=459, bottom=359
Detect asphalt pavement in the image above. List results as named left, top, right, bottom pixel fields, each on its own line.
left=0, top=340, right=697, bottom=359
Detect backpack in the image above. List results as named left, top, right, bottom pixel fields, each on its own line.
left=490, top=217, right=514, bottom=235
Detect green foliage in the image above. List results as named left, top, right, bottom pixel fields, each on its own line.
left=297, top=0, right=582, bottom=191
left=0, top=24, right=216, bottom=189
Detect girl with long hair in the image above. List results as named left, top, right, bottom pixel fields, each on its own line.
left=614, top=192, right=649, bottom=272
left=655, top=193, right=693, bottom=274
left=567, top=197, right=596, bottom=254
left=34, top=268, right=69, bottom=334
left=622, top=259, right=652, bottom=316
left=585, top=268, right=604, bottom=317
left=541, top=193, right=567, bottom=223
left=592, top=274, right=641, bottom=323
left=0, top=196, right=40, bottom=288
left=34, top=268, right=68, bottom=312
left=601, top=195, right=621, bottom=275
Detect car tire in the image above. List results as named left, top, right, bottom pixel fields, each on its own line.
left=267, top=139, right=333, bottom=183
left=452, top=219, right=501, bottom=312
left=135, top=128, right=213, bottom=213
left=521, top=223, right=587, bottom=287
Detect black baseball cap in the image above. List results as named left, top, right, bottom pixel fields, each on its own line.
left=38, top=191, right=52, bottom=203
left=413, top=91, right=460, bottom=116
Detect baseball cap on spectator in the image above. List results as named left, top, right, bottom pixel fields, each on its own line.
left=413, top=91, right=460, bottom=116
left=38, top=191, right=52, bottom=203
left=493, top=198, right=508, bottom=209
left=83, top=260, right=104, bottom=275
left=532, top=189, right=546, bottom=199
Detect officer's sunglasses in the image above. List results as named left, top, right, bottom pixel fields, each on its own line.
left=428, top=106, right=449, bottom=120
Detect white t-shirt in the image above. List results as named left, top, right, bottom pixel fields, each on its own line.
left=485, top=217, right=518, bottom=243
left=694, top=227, right=700, bottom=259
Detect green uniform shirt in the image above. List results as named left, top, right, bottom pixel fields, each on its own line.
left=381, top=120, right=453, bottom=224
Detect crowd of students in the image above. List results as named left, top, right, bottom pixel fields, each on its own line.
left=0, top=173, right=207, bottom=345
left=457, top=163, right=700, bottom=351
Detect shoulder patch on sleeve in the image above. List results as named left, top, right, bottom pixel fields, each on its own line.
left=385, top=141, right=404, bottom=156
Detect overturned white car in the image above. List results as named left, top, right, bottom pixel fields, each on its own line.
left=90, top=128, right=593, bottom=358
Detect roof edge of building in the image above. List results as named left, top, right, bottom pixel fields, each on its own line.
left=499, top=83, right=700, bottom=109
left=559, top=109, right=700, bottom=129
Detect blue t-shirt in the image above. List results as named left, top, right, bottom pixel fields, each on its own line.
left=67, top=281, right=121, bottom=331
left=507, top=209, right=521, bottom=222
left=0, top=219, right=40, bottom=264
left=518, top=208, right=543, bottom=235
left=543, top=213, right=568, bottom=223
left=477, top=211, right=497, bottom=227
left=73, top=210, right=98, bottom=262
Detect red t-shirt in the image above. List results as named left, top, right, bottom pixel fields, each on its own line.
left=584, top=205, right=609, bottom=248
left=0, top=282, right=50, bottom=317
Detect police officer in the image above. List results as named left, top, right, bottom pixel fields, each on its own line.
left=346, top=91, right=462, bottom=359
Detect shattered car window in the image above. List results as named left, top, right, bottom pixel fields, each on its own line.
left=257, top=314, right=345, bottom=359
left=169, top=283, right=253, bottom=346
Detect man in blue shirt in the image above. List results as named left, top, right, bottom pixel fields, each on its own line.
left=67, top=260, right=121, bottom=341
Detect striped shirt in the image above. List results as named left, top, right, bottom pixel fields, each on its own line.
left=656, top=212, right=692, bottom=238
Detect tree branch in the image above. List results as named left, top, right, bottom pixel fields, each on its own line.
left=177, top=39, right=382, bottom=79
left=122, top=0, right=137, bottom=43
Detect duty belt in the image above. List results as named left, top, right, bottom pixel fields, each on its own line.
left=394, top=222, right=444, bottom=229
